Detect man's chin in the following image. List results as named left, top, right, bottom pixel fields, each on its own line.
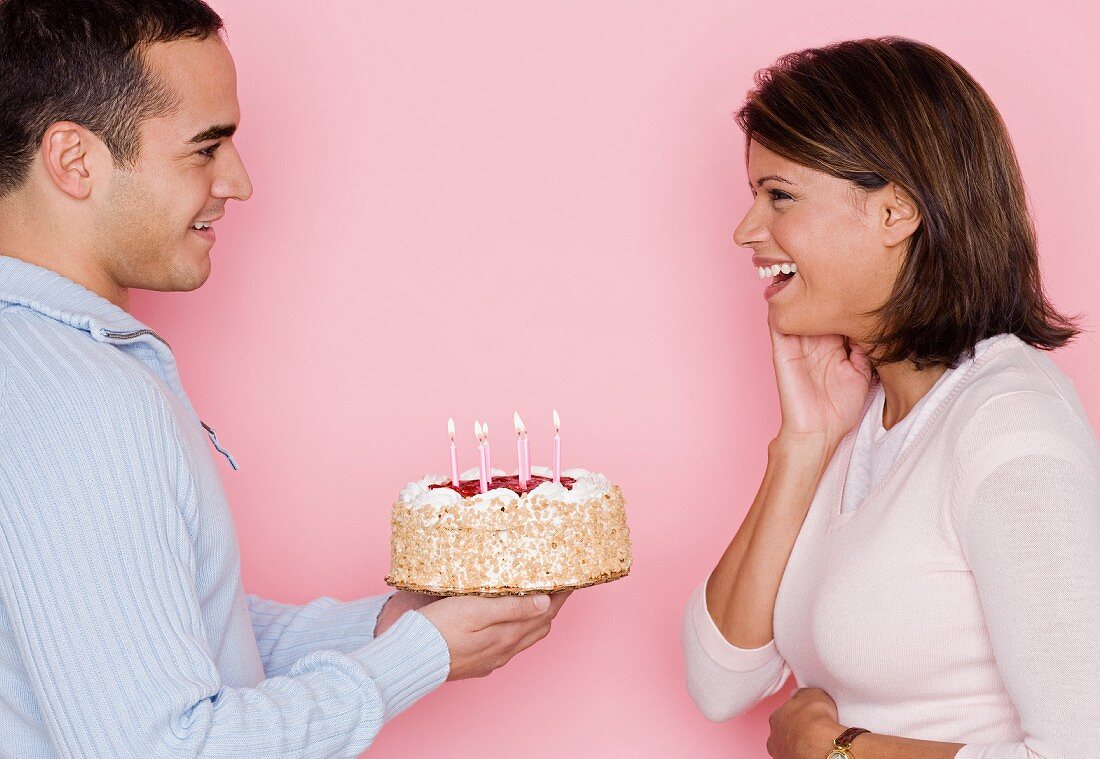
left=127, top=258, right=213, bottom=294
left=172, top=249, right=214, bottom=292
left=172, top=264, right=213, bottom=293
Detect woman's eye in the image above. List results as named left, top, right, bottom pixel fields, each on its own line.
left=751, top=187, right=793, bottom=203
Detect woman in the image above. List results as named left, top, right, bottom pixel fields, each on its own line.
left=681, top=37, right=1100, bottom=758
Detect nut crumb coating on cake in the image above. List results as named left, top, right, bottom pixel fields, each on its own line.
left=386, top=470, right=632, bottom=595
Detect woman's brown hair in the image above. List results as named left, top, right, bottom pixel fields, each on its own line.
left=736, top=36, right=1079, bottom=369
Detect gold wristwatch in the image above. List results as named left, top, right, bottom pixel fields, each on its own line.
left=826, top=727, right=870, bottom=758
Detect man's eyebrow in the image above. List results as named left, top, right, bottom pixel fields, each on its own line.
left=187, top=124, right=237, bottom=144
left=752, top=174, right=795, bottom=187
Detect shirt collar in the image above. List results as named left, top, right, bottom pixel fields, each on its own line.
left=0, top=253, right=240, bottom=470
left=0, top=254, right=153, bottom=340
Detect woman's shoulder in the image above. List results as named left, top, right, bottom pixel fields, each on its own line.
left=941, top=336, right=1100, bottom=546
left=946, top=333, right=1098, bottom=467
left=950, top=334, right=1087, bottom=419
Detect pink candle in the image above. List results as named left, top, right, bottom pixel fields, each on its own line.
left=448, top=417, right=460, bottom=487
left=553, top=409, right=561, bottom=483
left=522, top=431, right=531, bottom=482
left=483, top=422, right=492, bottom=484
left=475, top=421, right=488, bottom=493
left=514, top=412, right=528, bottom=487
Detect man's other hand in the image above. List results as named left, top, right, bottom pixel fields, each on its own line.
left=374, top=590, right=438, bottom=638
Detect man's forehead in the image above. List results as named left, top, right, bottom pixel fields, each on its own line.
left=142, top=36, right=240, bottom=142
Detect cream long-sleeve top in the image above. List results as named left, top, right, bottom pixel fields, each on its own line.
left=681, top=333, right=1100, bottom=758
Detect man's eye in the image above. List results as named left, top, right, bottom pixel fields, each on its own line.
left=198, top=143, right=220, bottom=158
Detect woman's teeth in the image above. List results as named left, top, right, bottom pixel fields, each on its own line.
left=757, top=263, right=797, bottom=279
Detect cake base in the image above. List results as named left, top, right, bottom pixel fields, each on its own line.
left=384, top=567, right=630, bottom=597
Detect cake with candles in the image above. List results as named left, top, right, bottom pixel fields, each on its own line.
left=385, top=413, right=632, bottom=596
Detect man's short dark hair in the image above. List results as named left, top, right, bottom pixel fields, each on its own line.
left=0, top=0, right=224, bottom=197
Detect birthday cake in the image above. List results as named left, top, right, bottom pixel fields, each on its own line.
left=386, top=466, right=632, bottom=596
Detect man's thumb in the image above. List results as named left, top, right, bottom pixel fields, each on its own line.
left=466, top=593, right=551, bottom=629
left=512, top=593, right=550, bottom=617
left=500, top=593, right=550, bottom=622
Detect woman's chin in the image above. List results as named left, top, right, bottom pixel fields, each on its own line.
left=770, top=312, right=837, bottom=337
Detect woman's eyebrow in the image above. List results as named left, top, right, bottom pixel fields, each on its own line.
left=752, top=174, right=796, bottom=187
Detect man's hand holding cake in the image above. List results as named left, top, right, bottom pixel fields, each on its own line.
left=375, top=591, right=571, bottom=680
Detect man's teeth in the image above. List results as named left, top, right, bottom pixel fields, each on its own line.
left=191, top=222, right=211, bottom=230
left=756, top=263, right=797, bottom=279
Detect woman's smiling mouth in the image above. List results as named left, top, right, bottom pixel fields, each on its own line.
left=752, top=258, right=798, bottom=300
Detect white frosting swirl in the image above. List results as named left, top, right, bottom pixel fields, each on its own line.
left=399, top=467, right=611, bottom=509
left=533, top=468, right=612, bottom=503
left=398, top=474, right=450, bottom=503
left=464, top=487, right=521, bottom=510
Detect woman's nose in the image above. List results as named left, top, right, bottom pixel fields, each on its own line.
left=732, top=202, right=769, bottom=248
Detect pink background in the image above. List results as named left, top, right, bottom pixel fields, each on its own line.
left=133, top=2, right=1098, bottom=757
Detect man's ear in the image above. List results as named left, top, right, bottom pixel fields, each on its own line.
left=881, top=183, right=922, bottom=248
left=40, top=121, right=111, bottom=200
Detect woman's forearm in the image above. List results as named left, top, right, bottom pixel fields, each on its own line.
left=706, top=433, right=834, bottom=648
left=819, top=724, right=964, bottom=759
left=856, top=733, right=965, bottom=759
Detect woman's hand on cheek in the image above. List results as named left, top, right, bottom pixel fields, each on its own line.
left=768, top=315, right=873, bottom=449
left=767, top=687, right=844, bottom=759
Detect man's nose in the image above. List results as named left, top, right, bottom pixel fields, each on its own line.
left=213, top=142, right=253, bottom=202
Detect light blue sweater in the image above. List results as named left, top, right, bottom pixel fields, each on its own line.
left=0, top=255, right=450, bottom=758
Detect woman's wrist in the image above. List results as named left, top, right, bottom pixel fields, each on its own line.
left=812, top=718, right=847, bottom=757
left=769, top=431, right=835, bottom=474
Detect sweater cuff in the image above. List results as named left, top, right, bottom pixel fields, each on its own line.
left=296, top=591, right=396, bottom=644
left=689, top=579, right=782, bottom=672
left=351, top=609, right=450, bottom=720
left=365, top=590, right=398, bottom=639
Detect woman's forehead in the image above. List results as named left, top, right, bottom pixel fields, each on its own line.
left=746, top=142, right=815, bottom=186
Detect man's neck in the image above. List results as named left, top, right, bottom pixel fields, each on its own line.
left=1, top=193, right=130, bottom=311
left=0, top=245, right=129, bottom=311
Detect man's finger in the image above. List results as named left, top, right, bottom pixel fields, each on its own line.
left=513, top=620, right=552, bottom=654
left=547, top=590, right=572, bottom=616
left=464, top=594, right=551, bottom=630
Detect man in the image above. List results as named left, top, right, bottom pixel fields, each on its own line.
left=0, top=1, right=567, bottom=756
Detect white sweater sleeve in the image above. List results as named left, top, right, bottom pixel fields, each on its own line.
left=680, top=578, right=791, bottom=721
left=952, top=392, right=1100, bottom=759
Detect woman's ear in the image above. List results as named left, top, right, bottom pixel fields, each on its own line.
left=881, top=183, right=921, bottom=248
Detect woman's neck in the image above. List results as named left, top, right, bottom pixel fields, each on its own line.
left=872, top=359, right=947, bottom=431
